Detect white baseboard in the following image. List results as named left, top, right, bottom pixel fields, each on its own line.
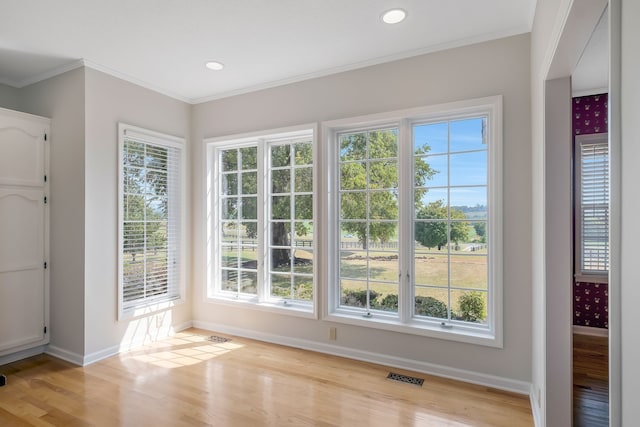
left=0, top=345, right=47, bottom=366
left=46, top=321, right=195, bottom=367
left=529, top=383, right=543, bottom=427
left=192, top=320, right=531, bottom=396
left=46, top=345, right=84, bottom=366
left=573, top=325, right=608, bottom=337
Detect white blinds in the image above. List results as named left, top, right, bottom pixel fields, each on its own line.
left=120, top=128, right=183, bottom=312
left=579, top=140, right=609, bottom=274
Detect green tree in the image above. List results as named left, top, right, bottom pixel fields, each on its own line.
left=415, top=200, right=469, bottom=250
left=339, top=130, right=435, bottom=249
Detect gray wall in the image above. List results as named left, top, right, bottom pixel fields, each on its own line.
left=191, top=34, right=533, bottom=382
left=0, top=83, right=21, bottom=110
left=83, top=68, right=192, bottom=356
left=19, top=68, right=87, bottom=357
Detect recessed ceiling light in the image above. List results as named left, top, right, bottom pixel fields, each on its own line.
left=205, top=61, right=224, bottom=71
left=381, top=8, right=407, bottom=24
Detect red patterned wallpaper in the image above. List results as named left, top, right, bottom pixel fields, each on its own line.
left=573, top=93, right=608, bottom=329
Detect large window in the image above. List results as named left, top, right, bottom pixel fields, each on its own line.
left=118, top=124, right=185, bottom=318
left=325, top=97, right=502, bottom=346
left=575, top=133, right=609, bottom=282
left=207, top=127, right=315, bottom=315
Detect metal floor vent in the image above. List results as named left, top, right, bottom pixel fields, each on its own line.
left=207, top=335, right=231, bottom=343
left=387, top=372, right=424, bottom=386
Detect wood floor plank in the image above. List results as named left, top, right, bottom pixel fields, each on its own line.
left=573, top=333, right=609, bottom=427
left=1, top=328, right=533, bottom=426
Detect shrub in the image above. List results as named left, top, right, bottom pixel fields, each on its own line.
left=415, top=296, right=448, bottom=318
left=456, top=292, right=485, bottom=322
left=376, top=293, right=398, bottom=312
left=341, top=289, right=379, bottom=308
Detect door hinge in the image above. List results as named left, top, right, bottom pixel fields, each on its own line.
left=44, top=262, right=47, bottom=269
left=44, top=196, right=47, bottom=204
left=44, top=175, right=47, bottom=183
left=44, top=326, right=47, bottom=334
left=44, top=133, right=47, bottom=141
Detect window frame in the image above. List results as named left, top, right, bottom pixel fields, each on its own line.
left=321, top=96, right=503, bottom=347
left=117, top=123, right=186, bottom=320
left=574, top=132, right=609, bottom=284
left=205, top=124, right=318, bottom=319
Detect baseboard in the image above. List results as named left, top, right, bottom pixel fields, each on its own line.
left=529, top=383, right=543, bottom=427
left=46, top=321, right=195, bottom=367
left=46, top=345, right=84, bottom=366
left=573, top=325, right=608, bottom=337
left=192, top=320, right=531, bottom=395
left=0, top=346, right=47, bottom=366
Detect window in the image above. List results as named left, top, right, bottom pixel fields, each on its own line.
left=575, top=133, right=609, bottom=282
left=324, top=96, right=502, bottom=346
left=206, top=126, right=316, bottom=315
left=118, top=124, right=185, bottom=318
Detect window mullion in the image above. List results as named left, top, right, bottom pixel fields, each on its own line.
left=258, top=140, right=268, bottom=302
left=398, top=119, right=412, bottom=324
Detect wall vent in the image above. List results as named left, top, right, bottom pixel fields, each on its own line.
left=207, top=335, right=231, bottom=343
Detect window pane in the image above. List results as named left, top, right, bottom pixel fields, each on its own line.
left=271, top=221, right=291, bottom=246
left=341, top=162, right=367, bottom=190
left=222, top=173, right=238, bottom=196
left=294, top=168, right=312, bottom=192
left=340, top=280, right=371, bottom=308
left=124, top=167, right=144, bottom=194
left=271, top=145, right=290, bottom=167
left=450, top=188, right=486, bottom=219
left=221, top=198, right=238, bottom=220
left=241, top=197, right=257, bottom=220
left=294, top=143, right=313, bottom=166
left=414, top=289, right=449, bottom=319
left=340, top=251, right=366, bottom=280
left=340, top=133, right=367, bottom=161
left=450, top=151, right=487, bottom=186
left=414, top=221, right=448, bottom=251
left=272, top=248, right=291, bottom=271
left=124, top=195, right=145, bottom=220
left=240, top=147, right=257, bottom=169
left=271, top=196, right=290, bottom=219
left=450, top=118, right=485, bottom=152
left=368, top=129, right=397, bottom=159
left=292, top=248, right=313, bottom=274
left=271, top=273, right=291, bottom=298
left=414, top=253, right=449, bottom=287
left=294, top=195, right=312, bottom=220
left=370, top=192, right=398, bottom=220
left=241, top=172, right=257, bottom=194
left=221, top=149, right=238, bottom=172
left=221, top=269, right=238, bottom=292
left=271, top=169, right=290, bottom=193
left=340, top=192, right=366, bottom=219
left=240, top=271, right=258, bottom=294
left=294, top=276, right=313, bottom=301
left=414, top=122, right=448, bottom=154
left=451, top=290, right=487, bottom=323
left=451, top=255, right=487, bottom=290
left=369, top=160, right=398, bottom=189
left=221, top=245, right=239, bottom=267
left=417, top=155, right=447, bottom=188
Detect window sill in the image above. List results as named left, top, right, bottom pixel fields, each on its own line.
left=324, top=310, right=502, bottom=348
left=206, top=295, right=317, bottom=320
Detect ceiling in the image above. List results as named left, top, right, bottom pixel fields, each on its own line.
left=1, top=0, right=537, bottom=104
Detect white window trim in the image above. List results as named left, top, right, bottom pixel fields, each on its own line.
left=204, top=123, right=319, bottom=320
left=117, top=123, right=186, bottom=320
left=320, top=96, right=503, bottom=348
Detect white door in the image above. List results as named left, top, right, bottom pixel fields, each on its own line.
left=0, top=107, right=49, bottom=355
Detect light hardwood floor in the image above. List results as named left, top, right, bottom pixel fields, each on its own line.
left=573, top=333, right=608, bottom=427
left=0, top=328, right=533, bottom=426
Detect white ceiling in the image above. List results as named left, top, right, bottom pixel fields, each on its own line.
left=0, top=0, right=537, bottom=103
